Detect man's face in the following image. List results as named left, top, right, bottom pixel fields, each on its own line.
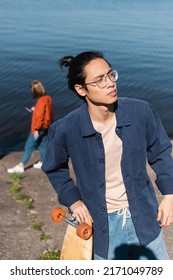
left=83, top=58, right=118, bottom=106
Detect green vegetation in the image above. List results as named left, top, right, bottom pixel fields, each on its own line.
left=9, top=173, right=33, bottom=209
left=32, top=221, right=44, bottom=231
left=39, top=250, right=61, bottom=260
left=9, top=173, right=61, bottom=260
left=39, top=233, right=52, bottom=241
left=9, top=173, right=23, bottom=186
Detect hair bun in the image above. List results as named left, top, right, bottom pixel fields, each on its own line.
left=59, top=56, right=74, bottom=68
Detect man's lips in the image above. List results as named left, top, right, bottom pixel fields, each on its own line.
left=107, top=89, right=117, bottom=96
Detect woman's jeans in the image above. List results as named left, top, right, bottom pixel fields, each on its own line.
left=21, top=130, right=48, bottom=164
left=94, top=209, right=169, bottom=260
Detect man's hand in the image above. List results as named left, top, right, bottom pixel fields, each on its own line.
left=157, top=194, right=173, bottom=227
left=70, top=200, right=93, bottom=225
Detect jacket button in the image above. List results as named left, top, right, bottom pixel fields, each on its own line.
left=99, top=158, right=104, bottom=163
left=101, top=207, right=105, bottom=211
left=96, top=135, right=100, bottom=139
left=100, top=183, right=104, bottom=188
left=102, top=230, right=107, bottom=234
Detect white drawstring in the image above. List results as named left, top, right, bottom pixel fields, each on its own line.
left=117, top=208, right=131, bottom=229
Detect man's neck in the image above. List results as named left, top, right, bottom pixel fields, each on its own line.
left=88, top=103, right=115, bottom=126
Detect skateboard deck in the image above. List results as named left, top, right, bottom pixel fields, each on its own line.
left=51, top=207, right=93, bottom=260
left=60, top=224, right=93, bottom=260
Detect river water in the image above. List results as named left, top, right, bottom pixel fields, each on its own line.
left=0, top=0, right=173, bottom=156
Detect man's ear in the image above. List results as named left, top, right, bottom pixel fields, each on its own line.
left=74, top=84, right=87, bottom=97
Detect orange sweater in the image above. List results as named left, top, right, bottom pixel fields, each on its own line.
left=31, top=95, right=53, bottom=134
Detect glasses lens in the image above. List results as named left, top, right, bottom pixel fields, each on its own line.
left=109, top=70, right=118, bottom=82
left=97, top=70, right=118, bottom=88
left=97, top=78, right=105, bottom=88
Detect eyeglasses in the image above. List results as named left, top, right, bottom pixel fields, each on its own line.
left=84, top=70, right=118, bottom=89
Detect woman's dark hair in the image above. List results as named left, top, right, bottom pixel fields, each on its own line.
left=59, top=51, right=109, bottom=99
left=30, top=80, right=46, bottom=99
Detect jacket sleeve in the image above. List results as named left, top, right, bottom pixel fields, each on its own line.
left=146, top=104, right=173, bottom=195
left=41, top=122, right=82, bottom=207
left=33, top=100, right=45, bottom=130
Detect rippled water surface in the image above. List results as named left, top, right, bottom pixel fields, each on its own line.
left=0, top=0, right=173, bottom=155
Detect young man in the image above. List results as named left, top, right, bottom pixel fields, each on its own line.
left=42, top=51, right=173, bottom=259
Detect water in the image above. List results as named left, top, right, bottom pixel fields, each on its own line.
left=1, top=0, right=173, bottom=156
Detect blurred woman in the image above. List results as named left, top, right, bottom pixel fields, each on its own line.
left=7, top=80, right=53, bottom=173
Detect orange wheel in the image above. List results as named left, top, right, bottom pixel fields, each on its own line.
left=50, top=208, right=66, bottom=223
left=76, top=223, right=93, bottom=240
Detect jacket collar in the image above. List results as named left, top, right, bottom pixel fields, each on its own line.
left=78, top=98, right=131, bottom=137
left=79, top=103, right=96, bottom=137
left=116, top=98, right=131, bottom=128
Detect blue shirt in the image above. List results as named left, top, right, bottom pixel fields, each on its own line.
left=42, top=97, right=173, bottom=258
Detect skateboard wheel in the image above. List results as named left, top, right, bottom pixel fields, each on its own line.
left=76, top=223, right=93, bottom=240
left=50, top=208, right=66, bottom=223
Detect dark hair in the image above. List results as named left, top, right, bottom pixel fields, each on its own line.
left=59, top=51, right=108, bottom=98
left=30, top=80, right=46, bottom=99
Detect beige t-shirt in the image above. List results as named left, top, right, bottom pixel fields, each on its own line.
left=92, top=116, right=129, bottom=213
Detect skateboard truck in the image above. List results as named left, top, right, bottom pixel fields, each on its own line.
left=51, top=207, right=93, bottom=240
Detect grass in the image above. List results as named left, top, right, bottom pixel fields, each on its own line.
left=39, top=250, right=61, bottom=260
left=32, top=221, right=44, bottom=231
left=39, top=233, right=52, bottom=241
left=9, top=173, right=33, bottom=209
left=9, top=173, right=61, bottom=260
left=9, top=173, right=23, bottom=185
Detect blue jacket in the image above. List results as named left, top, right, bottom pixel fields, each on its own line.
left=42, top=97, right=173, bottom=258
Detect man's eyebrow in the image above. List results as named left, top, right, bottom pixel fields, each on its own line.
left=93, top=69, right=112, bottom=80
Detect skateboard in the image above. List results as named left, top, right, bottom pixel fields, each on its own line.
left=51, top=207, right=93, bottom=260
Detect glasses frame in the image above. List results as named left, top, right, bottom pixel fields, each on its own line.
left=84, top=69, right=118, bottom=89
